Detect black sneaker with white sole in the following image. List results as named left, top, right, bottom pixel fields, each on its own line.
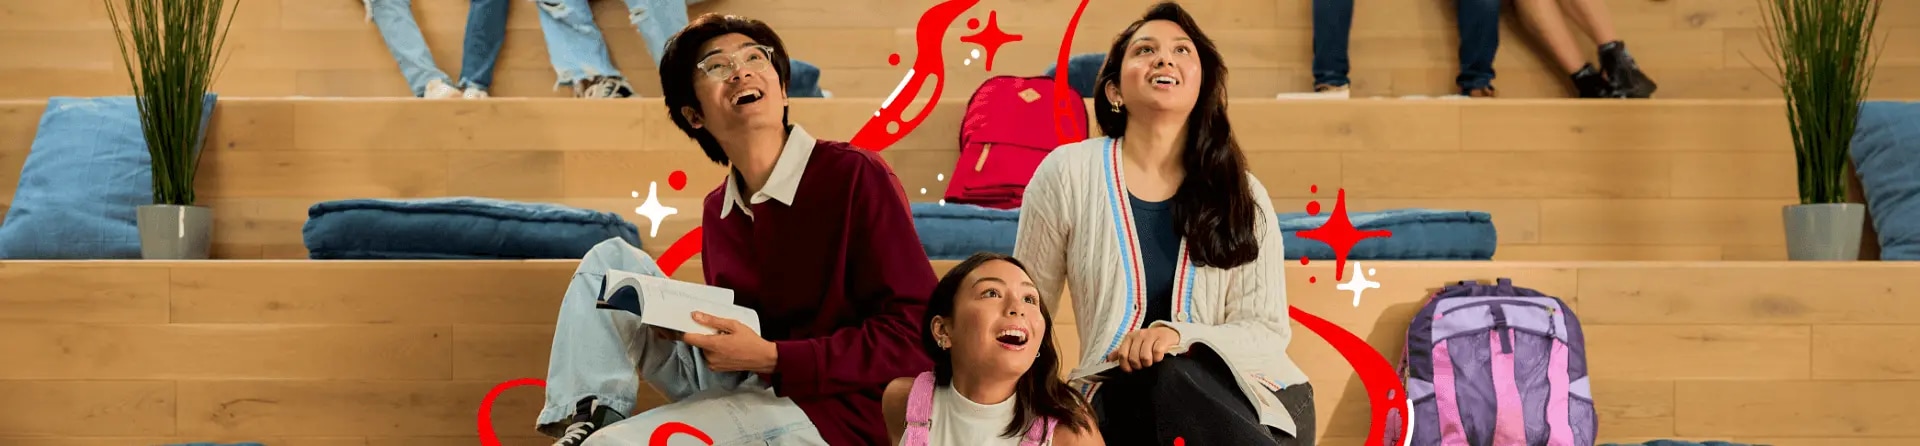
left=547, top=396, right=626, bottom=446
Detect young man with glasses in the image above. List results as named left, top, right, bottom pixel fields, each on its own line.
left=533, top=13, right=937, bottom=446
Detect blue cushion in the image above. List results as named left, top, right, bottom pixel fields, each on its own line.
left=1279, top=209, right=1497, bottom=260
left=0, top=95, right=217, bottom=259
left=910, top=203, right=1497, bottom=261
left=302, top=197, right=641, bottom=259
left=913, top=202, right=1020, bottom=260
left=1851, top=101, right=1920, bottom=260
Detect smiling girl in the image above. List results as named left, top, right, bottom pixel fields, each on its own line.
left=883, top=253, right=1103, bottom=446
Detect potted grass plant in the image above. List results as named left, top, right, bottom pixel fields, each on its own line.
left=1759, top=0, right=1883, bottom=260
left=105, top=0, right=238, bottom=259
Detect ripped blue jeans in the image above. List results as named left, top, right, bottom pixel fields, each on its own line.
left=366, top=0, right=509, bottom=95
left=539, top=238, right=827, bottom=445
left=531, top=0, right=826, bottom=97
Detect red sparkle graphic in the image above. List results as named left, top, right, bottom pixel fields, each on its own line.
left=1309, top=276, right=1317, bottom=284
left=668, top=170, right=687, bottom=191
left=1296, top=188, right=1392, bottom=281
left=888, top=53, right=901, bottom=66
left=959, top=11, right=1022, bottom=71
left=1175, top=437, right=1185, bottom=446
left=1306, top=200, right=1321, bottom=215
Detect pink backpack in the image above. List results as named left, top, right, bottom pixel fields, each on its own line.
left=941, top=75, right=1089, bottom=209
left=902, top=371, right=1057, bottom=446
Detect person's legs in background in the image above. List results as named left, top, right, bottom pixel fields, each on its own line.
left=1557, top=0, right=1656, bottom=98
left=366, top=0, right=460, bottom=98
left=1512, top=0, right=1613, bottom=98
left=457, top=0, right=511, bottom=99
left=1300, top=0, right=1353, bottom=99
left=533, top=0, right=635, bottom=98
left=1454, top=0, right=1501, bottom=97
left=537, top=238, right=753, bottom=444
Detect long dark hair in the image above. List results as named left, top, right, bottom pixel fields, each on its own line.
left=1093, top=1, right=1261, bottom=268
left=925, top=252, right=1094, bottom=437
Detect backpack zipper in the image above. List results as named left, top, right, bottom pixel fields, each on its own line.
left=974, top=143, right=992, bottom=172
left=1492, top=304, right=1512, bottom=354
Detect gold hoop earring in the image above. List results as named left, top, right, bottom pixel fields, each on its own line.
left=1110, top=102, right=1122, bottom=113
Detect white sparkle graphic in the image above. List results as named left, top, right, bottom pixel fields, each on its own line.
left=938, top=199, right=946, bottom=206
left=630, top=181, right=678, bottom=238
left=970, top=49, right=981, bottom=59
left=919, top=187, right=927, bottom=194
left=1335, top=262, right=1381, bottom=307
left=964, top=58, right=972, bottom=66
left=937, top=173, right=945, bottom=181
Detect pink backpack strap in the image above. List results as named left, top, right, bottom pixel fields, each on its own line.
left=1019, top=416, right=1059, bottom=446
left=902, top=371, right=937, bottom=446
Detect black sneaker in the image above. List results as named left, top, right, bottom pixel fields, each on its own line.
left=1571, top=64, right=1616, bottom=99
left=1599, top=41, right=1657, bottom=98
left=547, top=397, right=626, bottom=446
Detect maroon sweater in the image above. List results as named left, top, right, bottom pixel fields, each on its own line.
left=700, top=138, right=936, bottom=445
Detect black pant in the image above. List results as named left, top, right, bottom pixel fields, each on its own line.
left=1091, top=347, right=1317, bottom=446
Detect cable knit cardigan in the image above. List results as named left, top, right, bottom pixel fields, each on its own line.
left=1013, top=136, right=1311, bottom=436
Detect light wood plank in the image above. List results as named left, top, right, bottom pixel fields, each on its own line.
left=1538, top=199, right=1792, bottom=245
left=1585, top=325, right=1811, bottom=380
left=1578, top=263, right=1920, bottom=324
left=450, top=325, right=554, bottom=381
left=169, top=262, right=572, bottom=324
left=1670, top=152, right=1797, bottom=199
left=173, top=380, right=543, bottom=437
left=0, top=325, right=454, bottom=380
left=196, top=150, right=452, bottom=198
left=0, top=263, right=171, bottom=324
left=0, top=380, right=176, bottom=436
left=1676, top=381, right=1920, bottom=437
left=1342, top=152, right=1673, bottom=198
left=1231, top=101, right=1462, bottom=152
left=1594, top=380, right=1678, bottom=438
left=1494, top=245, right=1724, bottom=261
left=1459, top=100, right=1790, bottom=152
left=1813, top=326, right=1920, bottom=380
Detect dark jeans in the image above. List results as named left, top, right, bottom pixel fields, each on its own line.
left=1091, top=346, right=1317, bottom=446
left=1312, top=0, right=1502, bottom=93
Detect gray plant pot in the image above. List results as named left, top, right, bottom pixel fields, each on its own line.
left=1783, top=203, right=1866, bottom=261
left=136, top=204, right=213, bottom=260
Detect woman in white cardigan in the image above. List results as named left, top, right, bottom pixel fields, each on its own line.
left=1011, top=2, right=1316, bottom=445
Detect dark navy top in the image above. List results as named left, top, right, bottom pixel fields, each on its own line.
left=1130, top=193, right=1180, bottom=327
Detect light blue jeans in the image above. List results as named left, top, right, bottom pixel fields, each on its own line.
left=530, top=0, right=827, bottom=97
left=540, top=238, right=827, bottom=445
left=366, top=0, right=509, bottom=95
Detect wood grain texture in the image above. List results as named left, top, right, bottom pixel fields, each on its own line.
left=0, top=98, right=1830, bottom=261
left=7, top=260, right=1912, bottom=442
left=3, top=0, right=1918, bottom=98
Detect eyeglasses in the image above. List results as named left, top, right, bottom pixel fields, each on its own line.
left=696, top=45, right=777, bottom=80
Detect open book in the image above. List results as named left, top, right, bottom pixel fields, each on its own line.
left=1067, top=344, right=1191, bottom=382
left=597, top=269, right=762, bottom=336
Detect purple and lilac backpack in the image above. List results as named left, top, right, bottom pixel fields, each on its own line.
left=1399, top=278, right=1597, bottom=446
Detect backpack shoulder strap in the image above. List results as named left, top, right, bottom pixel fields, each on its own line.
left=1019, top=416, right=1059, bottom=446
left=902, top=371, right=937, bottom=446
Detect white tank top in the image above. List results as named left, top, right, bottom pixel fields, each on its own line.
left=900, top=372, right=1056, bottom=446
left=929, top=385, right=1027, bottom=445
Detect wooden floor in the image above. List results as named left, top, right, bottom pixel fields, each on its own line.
left=3, top=260, right=1919, bottom=445
left=0, top=97, right=1822, bottom=261
left=3, top=0, right=1918, bottom=99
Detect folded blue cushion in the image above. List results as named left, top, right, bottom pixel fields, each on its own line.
left=910, top=203, right=1497, bottom=261
left=0, top=94, right=216, bottom=259
left=302, top=197, right=641, bottom=259
left=1278, top=208, right=1497, bottom=260
left=1851, top=101, right=1920, bottom=260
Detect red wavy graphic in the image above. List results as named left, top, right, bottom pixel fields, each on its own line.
left=848, top=0, right=979, bottom=151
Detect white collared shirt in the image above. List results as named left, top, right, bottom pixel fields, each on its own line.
left=720, top=125, right=819, bottom=220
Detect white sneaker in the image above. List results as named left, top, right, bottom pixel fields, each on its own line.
left=463, top=86, right=489, bottom=99
left=424, top=79, right=460, bottom=99
left=574, top=77, right=635, bottom=99
left=821, top=89, right=833, bottom=98
left=1276, top=84, right=1350, bottom=100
